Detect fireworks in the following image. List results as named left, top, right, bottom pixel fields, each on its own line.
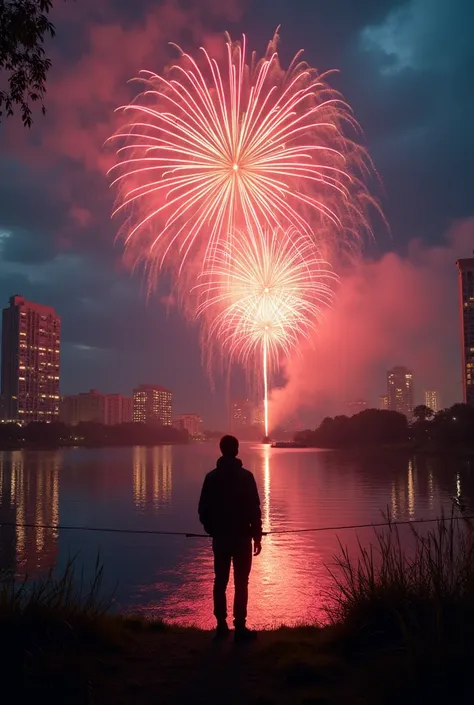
left=109, top=32, right=378, bottom=434
left=108, top=31, right=374, bottom=278
left=196, top=227, right=336, bottom=434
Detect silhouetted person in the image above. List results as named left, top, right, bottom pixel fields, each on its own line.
left=198, top=435, right=262, bottom=642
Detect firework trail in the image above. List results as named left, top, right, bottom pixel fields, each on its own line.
left=196, top=227, right=336, bottom=435
left=108, top=31, right=375, bottom=283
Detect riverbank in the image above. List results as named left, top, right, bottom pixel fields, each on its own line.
left=3, top=516, right=473, bottom=704
left=3, top=615, right=470, bottom=705
left=0, top=439, right=192, bottom=451
left=299, top=441, right=474, bottom=457
left=0, top=420, right=190, bottom=451
left=2, top=439, right=473, bottom=457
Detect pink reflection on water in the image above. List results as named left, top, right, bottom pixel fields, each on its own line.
left=130, top=446, right=467, bottom=629
left=135, top=445, right=359, bottom=628
left=1, top=444, right=470, bottom=629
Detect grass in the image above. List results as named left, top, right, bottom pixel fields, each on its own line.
left=322, top=514, right=474, bottom=704
left=2, top=518, right=473, bottom=704
left=326, top=513, right=474, bottom=646
left=0, top=556, right=122, bottom=704
left=0, top=555, right=112, bottom=639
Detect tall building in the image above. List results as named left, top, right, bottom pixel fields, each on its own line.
left=424, top=390, right=440, bottom=413
left=1, top=296, right=60, bottom=422
left=105, top=393, right=133, bottom=425
left=60, top=389, right=134, bottom=425
left=379, top=395, right=389, bottom=410
left=387, top=366, right=414, bottom=417
left=121, top=396, right=134, bottom=423
left=457, top=258, right=474, bottom=407
left=104, top=394, right=121, bottom=426
left=60, top=389, right=104, bottom=425
left=174, top=413, right=203, bottom=436
left=133, top=385, right=172, bottom=425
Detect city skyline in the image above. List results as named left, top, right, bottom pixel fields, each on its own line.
left=424, top=390, right=441, bottom=414
left=60, top=388, right=133, bottom=426
left=0, top=2, right=473, bottom=427
left=133, top=384, right=173, bottom=426
left=387, top=366, right=414, bottom=418
left=0, top=291, right=469, bottom=428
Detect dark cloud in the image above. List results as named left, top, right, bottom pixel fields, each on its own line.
left=238, top=0, right=474, bottom=251
left=0, top=161, right=64, bottom=244
left=0, top=229, right=56, bottom=265
left=360, top=0, right=473, bottom=74
left=242, top=0, right=408, bottom=65
left=0, top=0, right=472, bottom=426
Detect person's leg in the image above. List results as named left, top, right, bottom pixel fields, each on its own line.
left=213, top=538, right=232, bottom=626
left=232, top=538, right=253, bottom=629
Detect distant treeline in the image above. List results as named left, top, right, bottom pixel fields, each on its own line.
left=294, top=404, right=474, bottom=451
left=0, top=421, right=192, bottom=448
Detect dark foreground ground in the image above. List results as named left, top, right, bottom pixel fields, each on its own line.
left=3, top=518, right=472, bottom=704
left=2, top=618, right=470, bottom=705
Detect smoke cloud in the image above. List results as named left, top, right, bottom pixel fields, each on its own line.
left=269, top=218, right=474, bottom=428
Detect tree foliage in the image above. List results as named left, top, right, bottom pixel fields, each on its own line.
left=413, top=404, right=435, bottom=422
left=0, top=421, right=190, bottom=447
left=296, top=404, right=474, bottom=450
left=295, top=409, right=409, bottom=448
left=0, top=0, right=55, bottom=127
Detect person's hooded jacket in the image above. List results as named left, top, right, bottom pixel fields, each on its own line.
left=198, top=457, right=262, bottom=541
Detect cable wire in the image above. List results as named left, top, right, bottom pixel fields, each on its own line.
left=0, top=513, right=473, bottom=539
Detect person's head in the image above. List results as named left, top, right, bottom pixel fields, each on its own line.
left=219, top=434, right=239, bottom=458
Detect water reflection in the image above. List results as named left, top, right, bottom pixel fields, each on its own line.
left=0, top=450, right=60, bottom=575
left=428, top=468, right=434, bottom=509
left=262, top=444, right=271, bottom=530
left=391, top=481, right=398, bottom=519
left=132, top=446, right=172, bottom=512
left=408, top=459, right=415, bottom=518
left=389, top=456, right=440, bottom=521
left=0, top=445, right=473, bottom=627
left=251, top=445, right=323, bottom=625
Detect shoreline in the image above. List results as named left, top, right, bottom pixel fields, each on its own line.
left=2, top=610, right=471, bottom=704
left=0, top=439, right=193, bottom=451
left=0, top=440, right=473, bottom=455
left=2, top=514, right=473, bottom=704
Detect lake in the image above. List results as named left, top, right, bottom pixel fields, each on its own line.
left=0, top=443, right=473, bottom=629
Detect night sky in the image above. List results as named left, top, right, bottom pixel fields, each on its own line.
left=0, top=0, right=473, bottom=427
